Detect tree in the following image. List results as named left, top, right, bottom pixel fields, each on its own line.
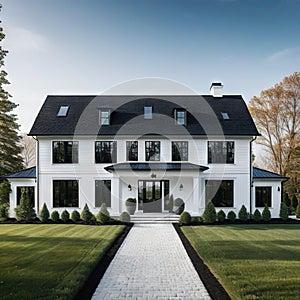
left=0, top=180, right=11, bottom=205
left=202, top=201, right=216, bottom=224
left=248, top=72, right=300, bottom=197
left=39, top=203, right=50, bottom=222
left=14, top=188, right=36, bottom=221
left=238, top=205, right=248, bottom=222
left=0, top=5, right=23, bottom=176
left=279, top=202, right=289, bottom=220
left=21, top=133, right=36, bottom=167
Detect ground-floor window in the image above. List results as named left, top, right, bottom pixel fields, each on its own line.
left=205, top=180, right=234, bottom=207
left=255, top=186, right=272, bottom=207
left=53, top=180, right=79, bottom=207
left=95, top=180, right=111, bottom=207
left=17, top=186, right=35, bottom=207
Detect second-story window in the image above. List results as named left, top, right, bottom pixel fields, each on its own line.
left=175, top=109, right=186, bottom=125
left=145, top=141, right=160, bottom=161
left=126, top=141, right=138, bottom=161
left=144, top=106, right=153, bottom=119
left=95, top=141, right=117, bottom=163
left=208, top=141, right=234, bottom=164
left=172, top=141, right=188, bottom=161
left=53, top=141, right=78, bottom=163
left=99, top=109, right=111, bottom=125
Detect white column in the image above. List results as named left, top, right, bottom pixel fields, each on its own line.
left=111, top=177, right=121, bottom=215
left=192, top=176, right=200, bottom=215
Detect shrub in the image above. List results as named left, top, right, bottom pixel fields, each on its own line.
left=202, top=201, right=216, bottom=224
left=51, top=210, right=60, bottom=222
left=279, top=202, right=289, bottom=220
left=71, top=210, right=80, bottom=222
left=97, top=203, right=110, bottom=224
left=61, top=210, right=70, bottom=223
left=253, top=209, right=261, bottom=222
left=81, top=204, right=93, bottom=222
left=0, top=180, right=11, bottom=206
left=227, top=210, right=236, bottom=222
left=179, top=211, right=192, bottom=225
left=283, top=192, right=291, bottom=207
left=39, top=203, right=50, bottom=222
left=296, top=202, right=300, bottom=218
left=217, top=210, right=226, bottom=222
left=238, top=205, right=248, bottom=222
left=14, top=188, right=36, bottom=221
left=119, top=211, right=130, bottom=222
left=173, top=198, right=185, bottom=215
left=191, top=216, right=203, bottom=225
left=125, top=198, right=137, bottom=205
left=262, top=205, right=271, bottom=221
left=292, top=195, right=298, bottom=209
left=0, top=204, right=9, bottom=221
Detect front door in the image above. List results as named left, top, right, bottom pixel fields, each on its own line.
left=138, top=180, right=162, bottom=213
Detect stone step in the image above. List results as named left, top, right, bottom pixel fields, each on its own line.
left=130, top=214, right=180, bottom=224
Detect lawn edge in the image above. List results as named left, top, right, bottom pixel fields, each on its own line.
left=74, top=223, right=133, bottom=300
left=173, top=223, right=231, bottom=300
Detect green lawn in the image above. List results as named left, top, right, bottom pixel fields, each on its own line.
left=0, top=224, right=125, bottom=299
left=181, top=225, right=300, bottom=300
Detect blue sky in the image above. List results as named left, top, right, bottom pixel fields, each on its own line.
left=1, top=0, right=300, bottom=132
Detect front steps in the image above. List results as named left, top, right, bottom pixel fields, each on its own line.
left=130, top=213, right=180, bottom=224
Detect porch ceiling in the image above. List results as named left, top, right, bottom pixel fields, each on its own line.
left=104, top=162, right=209, bottom=172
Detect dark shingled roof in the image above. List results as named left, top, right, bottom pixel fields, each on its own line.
left=105, top=162, right=209, bottom=172
left=253, top=167, right=287, bottom=180
left=29, top=95, right=259, bottom=136
left=4, top=166, right=36, bottom=179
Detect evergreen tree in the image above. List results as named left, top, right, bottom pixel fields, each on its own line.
left=291, top=195, right=298, bottom=209
left=14, top=188, right=36, bottom=221
left=0, top=180, right=11, bottom=205
left=279, top=202, right=289, bottom=221
left=238, top=205, right=248, bottom=222
left=262, top=204, right=271, bottom=221
left=0, top=5, right=23, bottom=176
left=202, top=201, right=216, bottom=224
left=39, top=203, right=50, bottom=222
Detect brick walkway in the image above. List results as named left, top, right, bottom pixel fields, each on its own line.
left=92, top=224, right=211, bottom=299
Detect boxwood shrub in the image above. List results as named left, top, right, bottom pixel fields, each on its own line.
left=71, top=210, right=80, bottom=222
left=253, top=209, right=261, bottom=222
left=179, top=211, right=192, bottom=225
left=202, top=201, right=216, bottom=224
left=97, top=203, right=110, bottom=224
left=262, top=205, right=271, bottom=221
left=238, top=205, right=248, bottom=222
left=51, top=210, right=60, bottom=222
left=39, top=203, right=50, bottom=222
left=217, top=209, right=226, bottom=222
left=119, top=211, right=130, bottom=222
left=227, top=210, right=236, bottom=222
left=61, top=210, right=70, bottom=223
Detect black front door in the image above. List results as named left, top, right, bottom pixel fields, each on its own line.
left=138, top=180, right=162, bottom=213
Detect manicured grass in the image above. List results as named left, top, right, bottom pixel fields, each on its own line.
left=181, top=225, right=300, bottom=300
left=0, top=224, right=125, bottom=299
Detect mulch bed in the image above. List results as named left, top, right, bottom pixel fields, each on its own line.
left=173, top=223, right=231, bottom=300
left=74, top=223, right=133, bottom=300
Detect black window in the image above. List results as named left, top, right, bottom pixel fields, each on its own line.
left=53, top=141, right=78, bottom=163
left=255, top=187, right=272, bottom=207
left=100, top=109, right=110, bottom=125
left=208, top=141, right=234, bottom=164
left=17, top=186, right=35, bottom=207
left=145, top=141, right=160, bottom=161
left=205, top=180, right=234, bottom=207
left=95, top=180, right=111, bottom=207
left=175, top=110, right=186, bottom=125
left=144, top=106, right=153, bottom=119
left=172, top=141, right=188, bottom=161
left=126, top=141, right=138, bottom=161
left=53, top=180, right=79, bottom=207
left=95, top=141, right=117, bottom=163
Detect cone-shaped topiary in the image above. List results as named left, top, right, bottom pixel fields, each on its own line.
left=238, top=205, right=248, bottom=222
left=61, top=210, right=70, bottom=223
left=217, top=209, right=226, bottom=222
left=71, top=210, right=80, bottom=222
left=0, top=204, right=9, bottom=221
left=279, top=202, right=289, bottom=220
left=262, top=204, right=271, bottom=221
left=97, top=203, right=110, bottom=224
left=179, top=211, right=192, bottom=225
left=227, top=210, right=236, bottom=222
left=51, top=210, right=59, bottom=222
left=202, top=201, right=216, bottom=224
left=119, top=211, right=130, bottom=222
left=39, top=203, right=50, bottom=222
left=81, top=203, right=93, bottom=222
left=14, top=188, right=36, bottom=221
left=253, top=209, right=261, bottom=222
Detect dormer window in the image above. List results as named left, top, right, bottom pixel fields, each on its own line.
left=100, top=109, right=111, bottom=125
left=57, top=105, right=69, bottom=117
left=221, top=112, right=229, bottom=120
left=144, top=106, right=153, bottom=119
left=175, top=109, right=186, bottom=125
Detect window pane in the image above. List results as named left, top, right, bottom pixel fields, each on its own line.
left=100, top=110, right=110, bottom=125
left=255, top=187, right=272, bottom=207
left=53, top=180, right=79, bottom=207
left=144, top=106, right=152, bottom=119
left=208, top=141, right=234, bottom=164
left=176, top=110, right=186, bottom=125
left=172, top=141, right=188, bottom=161
left=205, top=180, right=234, bottom=207
left=57, top=106, right=69, bottom=117
left=95, top=141, right=117, bottom=163
left=95, top=180, right=111, bottom=207
left=126, top=141, right=138, bottom=161
left=145, top=141, right=160, bottom=161
left=17, top=187, right=35, bottom=207
left=53, top=141, right=78, bottom=163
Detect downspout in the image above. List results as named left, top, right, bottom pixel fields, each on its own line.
left=33, top=136, right=39, bottom=215
left=249, top=136, right=257, bottom=218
